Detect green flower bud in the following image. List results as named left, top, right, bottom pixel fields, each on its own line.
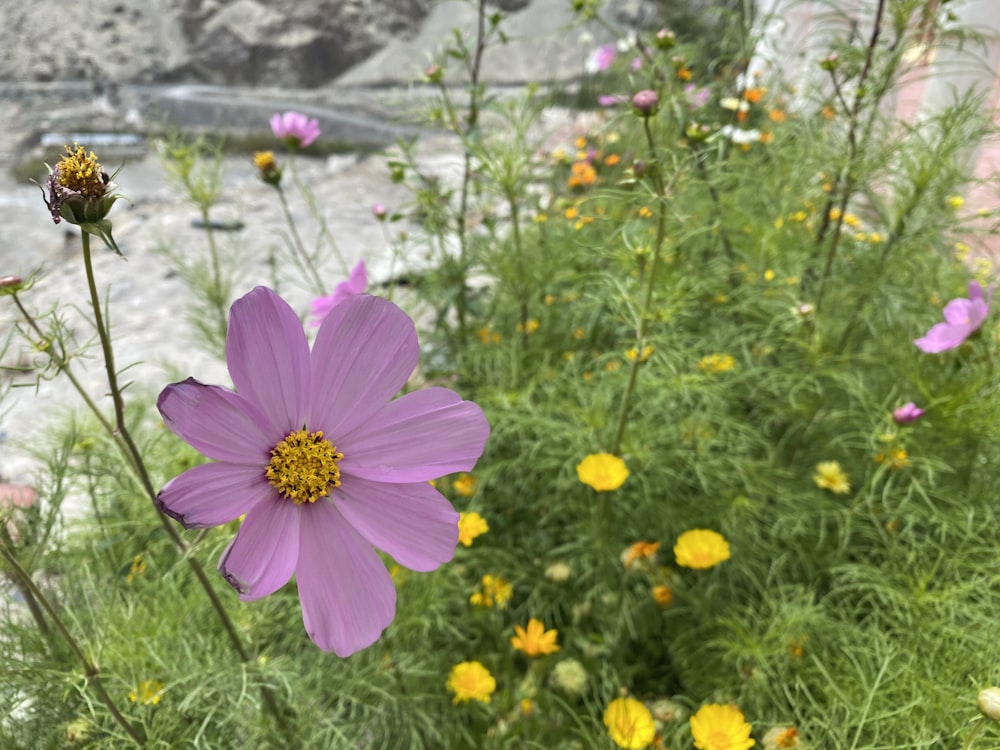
left=979, top=687, right=1000, bottom=721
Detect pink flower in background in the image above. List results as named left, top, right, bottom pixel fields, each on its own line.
left=156, top=287, right=489, bottom=656
left=586, top=44, right=617, bottom=74
left=310, top=259, right=367, bottom=327
left=684, top=84, right=711, bottom=109
left=270, top=111, right=321, bottom=148
left=598, top=94, right=626, bottom=107
left=914, top=281, right=993, bottom=353
left=892, top=402, right=925, bottom=425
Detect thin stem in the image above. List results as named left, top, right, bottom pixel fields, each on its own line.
left=0, top=537, right=146, bottom=746
left=962, top=717, right=987, bottom=750
left=610, top=117, right=671, bottom=457
left=197, top=204, right=229, bottom=344
left=0, top=523, right=53, bottom=647
left=287, top=156, right=349, bottom=278
left=275, top=185, right=327, bottom=295
left=75, top=234, right=292, bottom=733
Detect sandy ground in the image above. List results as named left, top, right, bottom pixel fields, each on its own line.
left=0, top=136, right=464, bottom=519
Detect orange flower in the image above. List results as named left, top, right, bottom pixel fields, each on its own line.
left=511, top=618, right=560, bottom=656
left=622, top=540, right=661, bottom=568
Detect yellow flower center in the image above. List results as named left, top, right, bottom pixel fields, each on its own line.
left=57, top=145, right=107, bottom=198
left=265, top=429, right=343, bottom=504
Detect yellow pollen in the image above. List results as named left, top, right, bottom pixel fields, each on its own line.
left=265, top=429, right=343, bottom=504
left=57, top=145, right=107, bottom=198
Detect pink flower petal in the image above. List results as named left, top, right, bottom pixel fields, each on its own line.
left=914, top=321, right=965, bottom=352
left=335, top=477, right=459, bottom=572
left=226, top=287, right=311, bottom=436
left=219, top=499, right=300, bottom=601
left=309, top=259, right=367, bottom=327
left=942, top=298, right=974, bottom=327
left=339, top=387, right=489, bottom=483
left=157, top=379, right=274, bottom=464
left=296, top=502, right=396, bottom=655
left=156, top=462, right=273, bottom=528
left=307, top=295, right=418, bottom=437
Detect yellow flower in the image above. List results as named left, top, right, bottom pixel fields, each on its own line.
left=128, top=680, right=165, bottom=706
left=568, top=160, right=598, bottom=189
left=511, top=618, right=560, bottom=656
left=622, top=540, right=660, bottom=569
left=828, top=207, right=842, bottom=221
left=576, top=453, right=629, bottom=491
left=842, top=212, right=861, bottom=228
left=690, top=703, right=756, bottom=750
left=604, top=697, right=656, bottom=749
left=457, top=512, right=489, bottom=547
left=947, top=195, right=965, bottom=209
left=651, top=584, right=673, bottom=607
left=875, top=448, right=909, bottom=470
left=564, top=207, right=579, bottom=220
left=674, top=529, right=731, bottom=570
left=813, top=461, right=850, bottom=494
left=447, top=661, right=496, bottom=704
left=470, top=574, right=513, bottom=608
left=604, top=153, right=621, bottom=166
left=253, top=150, right=277, bottom=172
left=126, top=554, right=147, bottom=583
left=453, top=473, right=478, bottom=497
left=698, top=353, right=735, bottom=374
left=626, top=345, right=654, bottom=363
left=516, top=318, right=540, bottom=334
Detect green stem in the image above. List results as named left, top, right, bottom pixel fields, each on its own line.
left=609, top=118, right=670, bottom=457
left=275, top=184, right=327, bottom=295
left=0, top=536, right=147, bottom=746
left=76, top=233, right=292, bottom=734
left=197, top=204, right=229, bottom=344
left=287, top=156, right=349, bottom=278
left=961, top=717, right=986, bottom=750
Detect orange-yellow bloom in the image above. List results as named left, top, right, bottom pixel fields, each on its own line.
left=511, top=618, right=560, bottom=656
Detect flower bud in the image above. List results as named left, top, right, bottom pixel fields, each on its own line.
left=371, top=203, right=388, bottom=221
left=0, top=275, right=24, bottom=293
left=655, top=28, right=676, bottom=50
left=979, top=687, right=1000, bottom=720
left=820, top=53, right=840, bottom=72
left=632, top=89, right=659, bottom=116
left=424, top=64, right=443, bottom=83
left=253, top=151, right=283, bottom=187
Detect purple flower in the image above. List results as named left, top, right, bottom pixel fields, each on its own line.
left=684, top=84, right=711, bottom=110
left=270, top=111, right=321, bottom=149
left=156, top=288, right=489, bottom=656
left=914, top=281, right=993, bottom=353
left=892, top=402, right=925, bottom=425
left=310, top=259, right=367, bottom=327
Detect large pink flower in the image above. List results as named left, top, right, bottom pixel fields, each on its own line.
left=310, top=259, right=367, bottom=327
left=270, top=111, right=321, bottom=148
left=156, top=287, right=489, bottom=656
left=914, top=280, right=993, bottom=353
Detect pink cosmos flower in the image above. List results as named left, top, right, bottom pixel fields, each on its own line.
left=156, top=287, right=489, bottom=656
left=914, top=281, right=993, bottom=353
left=586, top=44, right=617, bottom=74
left=310, top=259, right=367, bottom=327
left=892, top=401, right=925, bottom=425
left=270, top=111, right=321, bottom=148
left=598, top=94, right=626, bottom=107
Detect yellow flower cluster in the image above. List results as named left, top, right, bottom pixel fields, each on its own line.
left=470, top=574, right=512, bottom=608
left=457, top=511, right=489, bottom=547
left=698, top=353, right=735, bottom=374
left=128, top=680, right=165, bottom=706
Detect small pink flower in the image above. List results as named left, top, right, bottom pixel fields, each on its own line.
left=371, top=203, right=388, bottom=220
left=914, top=281, right=993, bottom=353
left=311, top=260, right=367, bottom=327
left=892, top=402, right=925, bottom=425
left=587, top=44, right=617, bottom=74
left=597, top=94, right=626, bottom=107
left=631, top=90, right=659, bottom=116
left=270, top=111, right=321, bottom=149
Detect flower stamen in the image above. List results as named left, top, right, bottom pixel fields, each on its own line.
left=265, top=428, right=343, bottom=504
